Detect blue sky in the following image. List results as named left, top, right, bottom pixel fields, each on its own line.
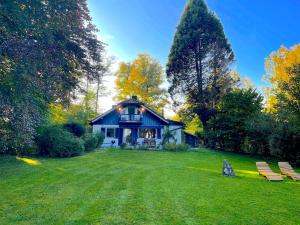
left=87, top=0, right=300, bottom=113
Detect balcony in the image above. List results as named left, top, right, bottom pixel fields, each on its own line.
left=119, top=114, right=142, bottom=124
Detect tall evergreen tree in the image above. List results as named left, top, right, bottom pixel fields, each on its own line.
left=0, top=0, right=104, bottom=149
left=166, top=0, right=234, bottom=134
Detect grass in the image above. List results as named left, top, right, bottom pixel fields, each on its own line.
left=1, top=149, right=300, bottom=225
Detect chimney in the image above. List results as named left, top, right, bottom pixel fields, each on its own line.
left=131, top=95, right=138, bottom=101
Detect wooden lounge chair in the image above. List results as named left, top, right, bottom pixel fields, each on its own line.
left=278, top=162, right=300, bottom=181
left=256, top=162, right=283, bottom=181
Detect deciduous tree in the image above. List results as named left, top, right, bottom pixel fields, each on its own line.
left=115, top=53, right=168, bottom=113
left=264, top=44, right=300, bottom=112
left=0, top=0, right=104, bottom=149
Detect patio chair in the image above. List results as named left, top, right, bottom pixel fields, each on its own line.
left=278, top=162, right=300, bottom=181
left=256, top=162, right=283, bottom=181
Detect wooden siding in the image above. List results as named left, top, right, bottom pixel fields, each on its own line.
left=93, top=110, right=119, bottom=125
left=141, top=111, right=163, bottom=126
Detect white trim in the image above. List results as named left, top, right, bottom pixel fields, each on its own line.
left=91, top=107, right=116, bottom=123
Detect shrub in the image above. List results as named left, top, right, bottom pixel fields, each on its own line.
left=94, top=132, right=104, bottom=147
left=163, top=143, right=190, bottom=152
left=84, top=133, right=99, bottom=151
left=84, top=132, right=104, bottom=151
left=120, top=143, right=126, bottom=149
left=63, top=122, right=85, bottom=137
left=36, top=125, right=84, bottom=157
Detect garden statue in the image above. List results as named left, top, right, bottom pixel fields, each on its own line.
left=222, top=160, right=235, bottom=176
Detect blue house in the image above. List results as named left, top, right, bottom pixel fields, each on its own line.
left=90, top=96, right=197, bottom=148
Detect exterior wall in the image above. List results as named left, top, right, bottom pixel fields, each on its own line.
left=168, top=125, right=182, bottom=144
left=184, top=133, right=198, bottom=147
left=142, top=111, right=164, bottom=126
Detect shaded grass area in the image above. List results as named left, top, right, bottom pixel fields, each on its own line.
left=1, top=149, right=300, bottom=225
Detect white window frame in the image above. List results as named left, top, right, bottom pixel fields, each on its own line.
left=106, top=128, right=116, bottom=138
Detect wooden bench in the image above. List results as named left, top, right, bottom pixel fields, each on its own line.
left=278, top=162, right=300, bottom=181
left=256, top=162, right=283, bottom=181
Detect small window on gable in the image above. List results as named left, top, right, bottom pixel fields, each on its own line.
left=106, top=128, right=115, bottom=138
left=128, top=106, right=135, bottom=114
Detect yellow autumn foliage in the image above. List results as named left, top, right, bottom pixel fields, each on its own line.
left=264, top=44, right=300, bottom=112
left=115, top=53, right=168, bottom=113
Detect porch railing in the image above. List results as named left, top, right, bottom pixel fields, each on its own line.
left=119, top=114, right=142, bottom=122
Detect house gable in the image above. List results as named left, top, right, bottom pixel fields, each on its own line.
left=91, top=99, right=169, bottom=126
left=92, top=108, right=119, bottom=125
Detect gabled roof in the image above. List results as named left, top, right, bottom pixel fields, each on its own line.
left=90, top=106, right=117, bottom=124
left=118, top=98, right=144, bottom=106
left=90, top=97, right=171, bottom=125
left=167, top=119, right=184, bottom=126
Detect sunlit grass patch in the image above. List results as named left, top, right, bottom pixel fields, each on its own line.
left=16, top=157, right=41, bottom=166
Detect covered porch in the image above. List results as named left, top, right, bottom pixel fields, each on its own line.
left=118, top=125, right=163, bottom=147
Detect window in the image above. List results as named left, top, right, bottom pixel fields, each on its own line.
left=139, top=128, right=156, bottom=138
left=106, top=128, right=115, bottom=138
left=128, top=106, right=135, bottom=114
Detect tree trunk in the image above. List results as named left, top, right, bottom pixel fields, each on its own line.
left=195, top=42, right=209, bottom=144
left=96, top=76, right=100, bottom=113
left=195, top=42, right=203, bottom=103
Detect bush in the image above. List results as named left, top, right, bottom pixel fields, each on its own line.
left=120, top=143, right=127, bottom=149
left=94, top=132, right=104, bottom=147
left=242, top=113, right=274, bottom=155
left=36, top=125, right=84, bottom=157
left=269, top=123, right=300, bottom=162
left=84, top=132, right=104, bottom=151
left=63, top=122, right=85, bottom=137
left=163, top=143, right=190, bottom=152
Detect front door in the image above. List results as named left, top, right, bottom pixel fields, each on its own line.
left=123, top=128, right=132, bottom=145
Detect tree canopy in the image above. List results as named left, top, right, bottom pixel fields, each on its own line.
left=264, top=44, right=300, bottom=112
left=115, top=53, right=168, bottom=113
left=0, top=0, right=104, bottom=149
left=166, top=0, right=234, bottom=131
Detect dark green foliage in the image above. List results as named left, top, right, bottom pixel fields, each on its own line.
left=207, top=87, right=300, bottom=163
left=163, top=143, right=190, bottom=152
left=269, top=123, right=300, bottom=164
left=167, top=0, right=234, bottom=132
left=207, top=89, right=263, bottom=152
left=36, top=125, right=84, bottom=157
left=84, top=134, right=99, bottom=151
left=242, top=113, right=274, bottom=155
left=0, top=0, right=104, bottom=151
left=63, top=122, right=85, bottom=137
left=120, top=143, right=127, bottom=149
left=84, top=132, right=104, bottom=151
left=94, top=132, right=105, bottom=147
left=276, top=65, right=300, bottom=127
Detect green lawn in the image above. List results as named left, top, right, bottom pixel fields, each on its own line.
left=1, top=149, right=300, bottom=225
